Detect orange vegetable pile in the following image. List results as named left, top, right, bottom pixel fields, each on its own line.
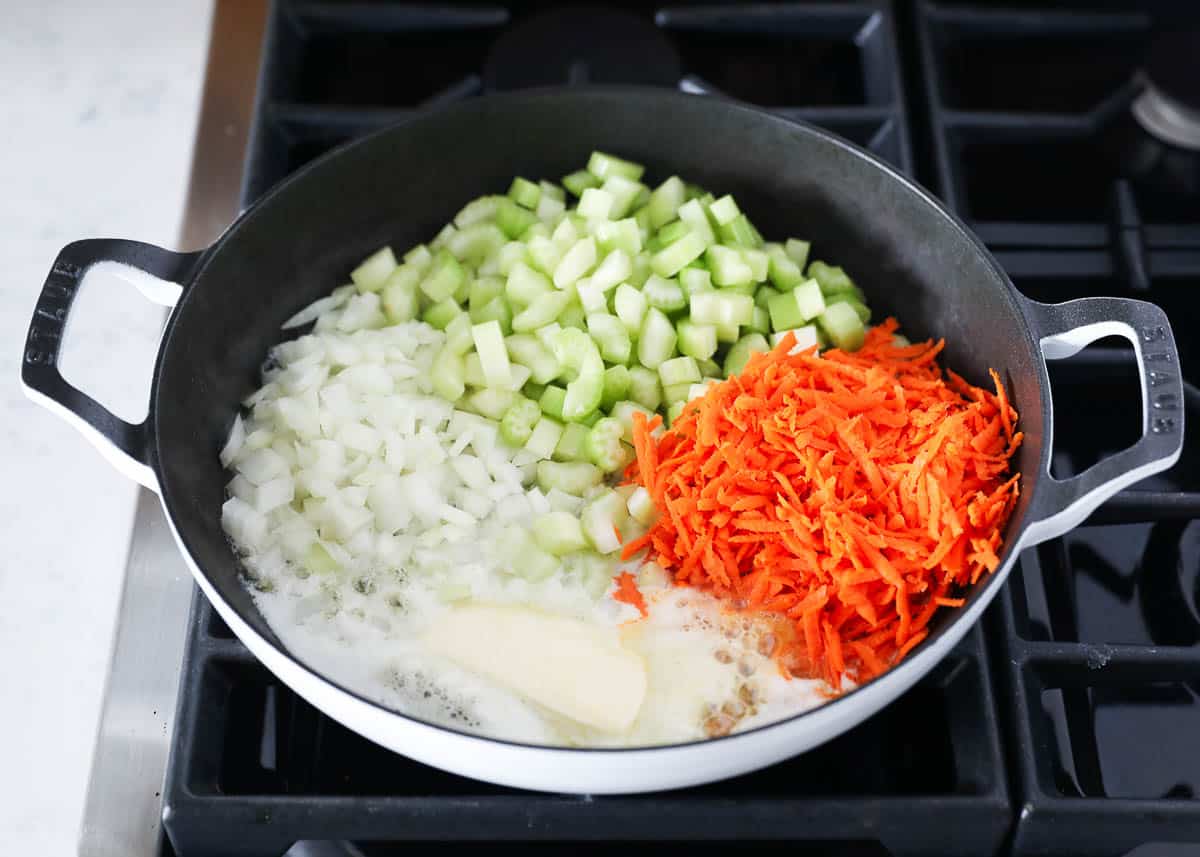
left=621, top=319, right=1022, bottom=690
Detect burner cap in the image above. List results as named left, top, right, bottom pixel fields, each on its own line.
left=1133, top=28, right=1200, bottom=151
left=483, top=6, right=682, bottom=91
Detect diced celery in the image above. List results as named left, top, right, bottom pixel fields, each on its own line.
left=690, top=291, right=754, bottom=327
left=465, top=387, right=516, bottom=420
left=628, top=253, right=652, bottom=287
left=637, top=307, right=678, bottom=370
left=705, top=245, right=753, bottom=286
left=708, top=194, right=740, bottom=225
left=443, top=313, right=474, bottom=354
left=431, top=346, right=466, bottom=402
left=431, top=223, right=457, bottom=250
left=422, top=297, right=461, bottom=330
left=755, top=286, right=780, bottom=308
left=539, top=385, right=567, bottom=420
left=550, top=328, right=605, bottom=421
left=658, top=355, right=701, bottom=387
left=351, top=246, right=398, bottom=293
left=536, top=460, right=604, bottom=496
left=741, top=248, right=769, bottom=282
left=610, top=400, right=657, bottom=443
left=553, top=236, right=598, bottom=289
left=614, top=283, right=647, bottom=333
left=602, top=175, right=646, bottom=219
left=419, top=250, right=465, bottom=301
left=590, top=249, right=632, bottom=293
left=627, top=366, right=663, bottom=412
left=716, top=321, right=741, bottom=344
left=593, top=217, right=642, bottom=256
left=453, top=272, right=472, bottom=305
left=663, top=381, right=693, bottom=406
left=655, top=220, right=690, bottom=246
left=793, top=278, right=827, bottom=321
left=554, top=422, right=590, bottom=462
left=747, top=305, right=771, bottom=335
left=403, top=244, right=433, bottom=270
left=523, top=381, right=546, bottom=401
left=470, top=295, right=512, bottom=335
left=558, top=301, right=586, bottom=330
left=505, top=262, right=553, bottom=307
left=627, top=486, right=659, bottom=527
left=536, top=194, right=566, bottom=223
left=587, top=150, right=645, bottom=182
left=471, top=320, right=513, bottom=389
left=526, top=416, right=566, bottom=460
left=676, top=198, right=716, bottom=245
left=500, top=397, right=542, bottom=446
left=495, top=197, right=538, bottom=239
left=575, top=279, right=607, bottom=314
left=652, top=231, right=707, bottom=278
left=697, top=357, right=722, bottom=378
left=563, top=170, right=599, bottom=197
left=767, top=244, right=805, bottom=290
left=508, top=177, right=540, bottom=209
left=551, top=216, right=580, bottom=249
left=807, top=260, right=855, bottom=294
left=785, top=238, right=811, bottom=270
left=647, top=175, right=686, bottom=229
left=455, top=195, right=499, bottom=227
left=447, top=222, right=505, bottom=264
left=585, top=417, right=628, bottom=472
left=719, top=214, right=758, bottom=248
left=677, top=318, right=718, bottom=361
left=512, top=290, right=572, bottom=332
left=540, top=180, right=565, bottom=202
left=526, top=235, right=562, bottom=276
left=643, top=275, right=686, bottom=313
left=468, top=276, right=504, bottom=313
left=818, top=302, right=866, bottom=351
left=767, top=289, right=806, bottom=331
left=581, top=490, right=629, bottom=554
left=601, top=364, right=632, bottom=409
left=586, top=313, right=632, bottom=364
left=724, top=333, right=770, bottom=377
left=533, top=511, right=588, bottom=555
left=506, top=334, right=560, bottom=385
left=577, top=187, right=615, bottom=220
left=381, top=268, right=420, bottom=324
left=826, top=292, right=871, bottom=323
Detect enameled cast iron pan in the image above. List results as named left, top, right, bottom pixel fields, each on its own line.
left=21, top=89, right=1184, bottom=793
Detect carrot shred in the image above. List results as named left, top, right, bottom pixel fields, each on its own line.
left=623, top=319, right=1021, bottom=690
left=612, top=571, right=648, bottom=617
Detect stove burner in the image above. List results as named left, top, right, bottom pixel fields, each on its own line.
left=483, top=5, right=682, bottom=91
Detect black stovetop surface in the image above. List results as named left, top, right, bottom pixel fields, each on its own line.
left=161, top=3, right=1200, bottom=855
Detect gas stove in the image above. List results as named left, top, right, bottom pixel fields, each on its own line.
left=80, top=3, right=1200, bottom=856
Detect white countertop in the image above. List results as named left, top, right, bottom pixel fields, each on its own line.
left=0, top=2, right=212, bottom=853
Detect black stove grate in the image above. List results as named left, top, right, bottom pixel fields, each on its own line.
left=162, top=2, right=1200, bottom=855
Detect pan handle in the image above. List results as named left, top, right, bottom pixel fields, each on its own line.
left=20, top=239, right=202, bottom=491
left=1019, top=296, right=1184, bottom=547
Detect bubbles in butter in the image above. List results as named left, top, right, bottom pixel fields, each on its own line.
left=247, top=534, right=835, bottom=747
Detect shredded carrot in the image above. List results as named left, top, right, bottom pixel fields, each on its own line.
left=622, top=319, right=1021, bottom=690
left=613, top=571, right=648, bottom=617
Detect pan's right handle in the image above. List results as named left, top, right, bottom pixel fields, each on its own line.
left=1019, top=296, right=1184, bottom=548
left=20, top=239, right=202, bottom=491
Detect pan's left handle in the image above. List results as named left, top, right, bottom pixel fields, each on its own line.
left=1019, top=296, right=1185, bottom=548
left=20, top=239, right=203, bottom=492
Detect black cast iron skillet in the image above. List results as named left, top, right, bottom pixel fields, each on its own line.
left=21, top=89, right=1184, bottom=792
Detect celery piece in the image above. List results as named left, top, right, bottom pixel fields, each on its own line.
left=793, top=279, right=827, bottom=321
left=643, top=275, right=687, bottom=313
left=431, top=347, right=466, bottom=403
left=705, top=245, right=753, bottom=287
left=551, top=328, right=605, bottom=422
left=586, top=418, right=628, bottom=472
left=587, top=151, right=645, bottom=182
left=506, top=334, right=561, bottom=385
left=610, top=400, right=657, bottom=443
left=741, top=248, right=769, bottom=282
left=443, top=313, right=474, bottom=354
left=500, top=397, right=542, bottom=447
left=471, top=320, right=513, bottom=389
left=676, top=198, right=716, bottom=245
left=381, top=266, right=420, bottom=324
left=690, top=291, right=754, bottom=327
left=563, top=169, right=599, bottom=197
left=614, top=283, right=647, bottom=333
left=825, top=292, right=871, bottom=324
left=679, top=266, right=713, bottom=298
left=422, top=297, right=461, bottom=330
left=771, top=325, right=820, bottom=353
left=575, top=278, right=608, bottom=315
left=818, top=303, right=866, bottom=351
left=594, top=217, right=642, bottom=256
left=628, top=366, right=663, bottom=412
left=351, top=246, right=398, bottom=293
left=419, top=250, right=465, bottom=302
left=581, top=490, right=629, bottom=554
left=647, top=176, right=686, bottom=229
left=465, top=388, right=517, bottom=421
left=655, top=219, right=690, bottom=246
left=455, top=195, right=500, bottom=227
left=637, top=307, right=678, bottom=370
left=663, top=381, right=693, bottom=406
left=508, top=176, right=541, bottom=210
left=601, top=364, right=633, bottom=409
left=807, top=260, right=855, bottom=294
left=602, top=175, right=646, bottom=220
left=540, top=180, right=565, bottom=203
left=553, top=236, right=598, bottom=289
left=651, top=231, right=707, bottom=278
left=512, top=291, right=572, bottom=332
left=554, top=421, right=590, bottom=462
left=658, top=355, right=701, bottom=387
left=719, top=214, right=758, bottom=248
left=403, top=243, right=433, bottom=270
left=533, top=511, right=588, bottom=555
left=677, top=319, right=719, bottom=361
left=539, top=385, right=568, bottom=421
left=716, top=321, right=741, bottom=344
left=525, top=416, right=566, bottom=460
left=747, top=305, right=771, bottom=335
left=785, top=238, right=811, bottom=271
left=447, top=222, right=505, bottom=264
left=767, top=244, right=805, bottom=290
left=586, top=313, right=632, bottom=364
left=469, top=275, right=504, bottom=313
left=756, top=286, right=780, bottom=308
left=697, top=357, right=722, bottom=378
left=526, top=235, right=563, bottom=276
left=470, top=295, right=512, bottom=335
left=589, top=248, right=632, bottom=293
left=767, top=290, right=806, bottom=332
left=724, top=333, right=770, bottom=377
left=505, top=262, right=553, bottom=307
left=708, top=194, right=740, bottom=225
left=536, top=460, right=604, bottom=496
left=578, top=187, right=615, bottom=220
left=496, top=197, right=539, bottom=239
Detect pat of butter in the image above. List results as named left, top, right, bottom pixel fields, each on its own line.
left=425, top=604, right=647, bottom=733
